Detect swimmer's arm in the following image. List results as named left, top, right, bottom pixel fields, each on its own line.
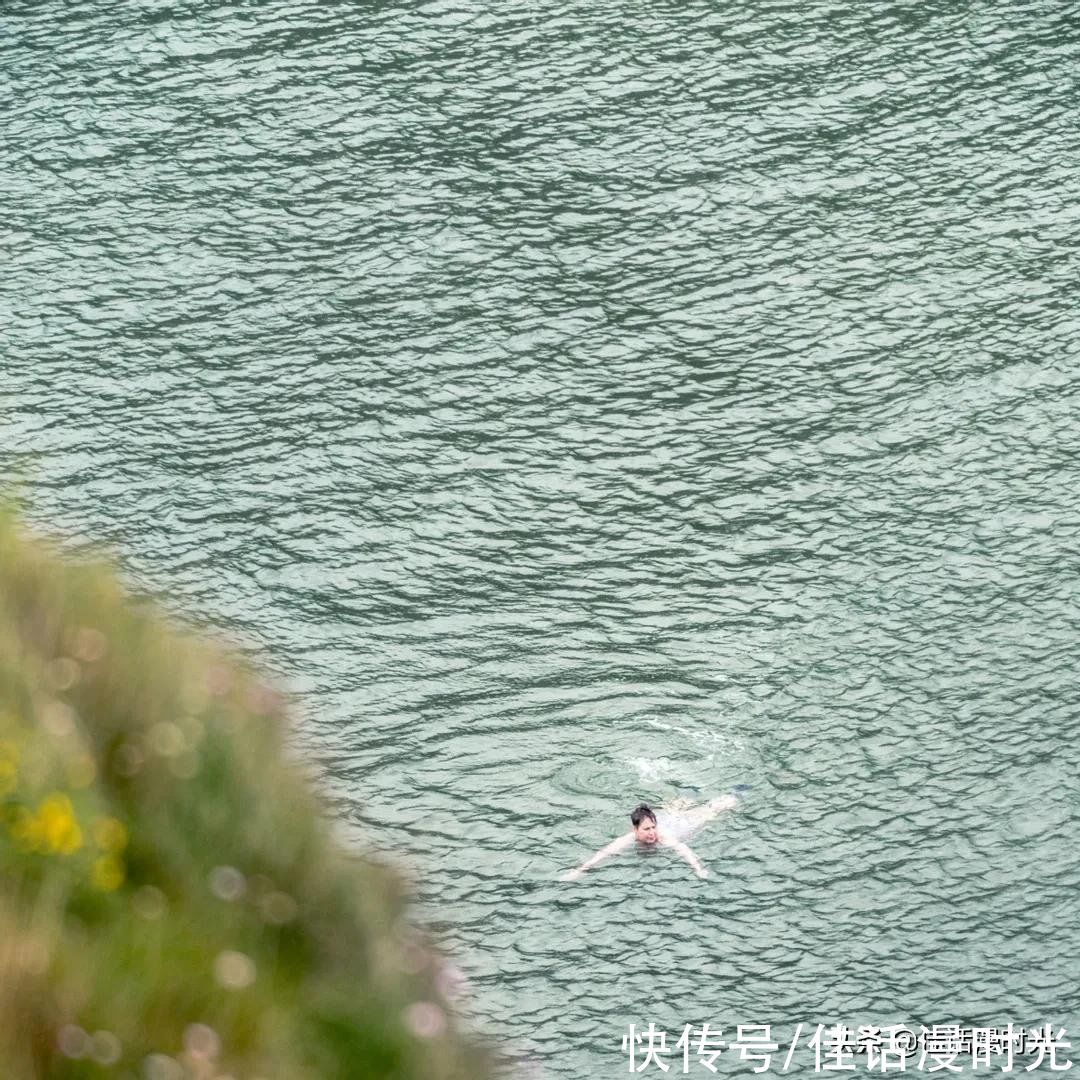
left=560, top=832, right=634, bottom=880
left=665, top=836, right=709, bottom=879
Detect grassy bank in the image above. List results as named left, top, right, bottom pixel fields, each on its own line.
left=0, top=510, right=495, bottom=1079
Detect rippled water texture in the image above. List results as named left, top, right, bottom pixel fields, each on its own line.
left=4, top=1, right=1080, bottom=1075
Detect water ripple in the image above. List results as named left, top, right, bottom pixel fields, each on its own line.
left=4, top=0, right=1080, bottom=1074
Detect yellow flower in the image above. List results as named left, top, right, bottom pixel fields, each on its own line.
left=91, top=854, right=125, bottom=892
left=37, top=794, right=83, bottom=855
left=92, top=816, right=128, bottom=853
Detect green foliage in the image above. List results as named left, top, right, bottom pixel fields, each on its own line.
left=0, top=509, right=494, bottom=1079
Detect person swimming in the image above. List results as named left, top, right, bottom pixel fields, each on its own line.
left=559, top=793, right=740, bottom=881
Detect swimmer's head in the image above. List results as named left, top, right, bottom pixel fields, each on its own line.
left=630, top=803, right=658, bottom=844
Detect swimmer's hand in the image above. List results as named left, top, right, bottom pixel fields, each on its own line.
left=560, top=868, right=585, bottom=882
left=669, top=838, right=709, bottom=879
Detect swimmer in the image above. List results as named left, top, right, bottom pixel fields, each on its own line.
left=560, top=794, right=738, bottom=881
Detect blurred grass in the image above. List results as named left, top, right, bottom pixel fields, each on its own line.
left=0, top=508, right=496, bottom=1079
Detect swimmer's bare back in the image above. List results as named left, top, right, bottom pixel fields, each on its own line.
left=683, top=793, right=738, bottom=828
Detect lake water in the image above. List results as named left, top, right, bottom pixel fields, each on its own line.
left=4, top=1, right=1080, bottom=1075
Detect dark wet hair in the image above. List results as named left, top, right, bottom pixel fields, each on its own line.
left=630, top=803, right=656, bottom=827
